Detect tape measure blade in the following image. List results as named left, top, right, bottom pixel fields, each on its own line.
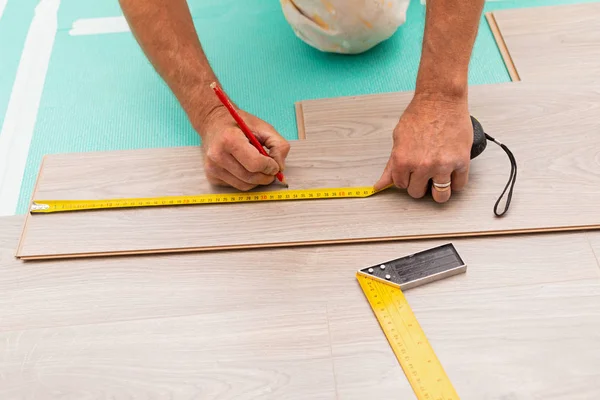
left=30, top=186, right=383, bottom=214
left=357, top=274, right=459, bottom=400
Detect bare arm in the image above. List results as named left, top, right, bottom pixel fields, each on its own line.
left=119, top=0, right=221, bottom=132
left=376, top=0, right=485, bottom=204
left=119, top=0, right=290, bottom=191
left=415, top=0, right=485, bottom=101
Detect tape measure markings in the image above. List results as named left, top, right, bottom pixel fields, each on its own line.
left=30, top=185, right=387, bottom=213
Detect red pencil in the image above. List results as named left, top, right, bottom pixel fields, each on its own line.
left=209, top=82, right=288, bottom=187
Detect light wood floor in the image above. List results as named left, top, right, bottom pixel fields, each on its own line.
left=4, top=3, right=600, bottom=398
left=3, top=215, right=600, bottom=398
left=492, top=2, right=600, bottom=84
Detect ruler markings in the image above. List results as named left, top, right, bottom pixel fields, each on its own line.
left=357, top=274, right=459, bottom=399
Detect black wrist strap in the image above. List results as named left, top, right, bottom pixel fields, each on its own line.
left=484, top=133, right=517, bottom=217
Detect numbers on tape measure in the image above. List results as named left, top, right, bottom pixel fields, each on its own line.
left=30, top=186, right=384, bottom=213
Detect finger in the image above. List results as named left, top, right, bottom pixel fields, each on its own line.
left=406, top=171, right=430, bottom=199
left=374, top=159, right=393, bottom=191
left=451, top=164, right=470, bottom=192
left=219, top=153, right=275, bottom=186
left=431, top=174, right=452, bottom=203
left=391, top=166, right=410, bottom=190
left=249, top=119, right=290, bottom=171
left=268, top=140, right=291, bottom=172
left=230, top=140, right=280, bottom=176
left=206, top=164, right=256, bottom=191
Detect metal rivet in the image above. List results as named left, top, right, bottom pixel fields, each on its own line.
left=368, top=268, right=374, bottom=274
left=385, top=274, right=391, bottom=280
left=380, top=264, right=386, bottom=270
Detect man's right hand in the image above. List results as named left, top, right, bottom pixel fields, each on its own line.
left=197, top=106, right=291, bottom=191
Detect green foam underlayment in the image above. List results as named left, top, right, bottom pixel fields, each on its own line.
left=1, top=0, right=597, bottom=214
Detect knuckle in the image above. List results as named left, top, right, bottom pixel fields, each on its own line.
left=392, top=154, right=411, bottom=170
left=455, top=157, right=470, bottom=171
left=392, top=173, right=408, bottom=189
left=219, top=134, right=236, bottom=149
left=206, top=148, right=224, bottom=164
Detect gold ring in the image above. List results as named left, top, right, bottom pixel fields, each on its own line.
left=432, top=181, right=451, bottom=191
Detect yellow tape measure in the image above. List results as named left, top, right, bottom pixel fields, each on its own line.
left=30, top=185, right=385, bottom=214
left=357, top=273, right=459, bottom=399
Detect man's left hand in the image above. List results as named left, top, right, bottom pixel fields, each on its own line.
left=374, top=94, right=473, bottom=203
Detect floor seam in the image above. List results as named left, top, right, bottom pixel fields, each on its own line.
left=325, top=303, right=341, bottom=400
left=585, top=233, right=600, bottom=277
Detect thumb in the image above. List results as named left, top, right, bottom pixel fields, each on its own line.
left=251, top=120, right=290, bottom=171
left=268, top=139, right=291, bottom=171
left=374, top=159, right=394, bottom=191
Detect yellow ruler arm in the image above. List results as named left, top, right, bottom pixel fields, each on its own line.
left=357, top=273, right=459, bottom=400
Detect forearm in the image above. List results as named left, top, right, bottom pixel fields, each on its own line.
left=415, top=0, right=484, bottom=100
left=119, top=0, right=221, bottom=133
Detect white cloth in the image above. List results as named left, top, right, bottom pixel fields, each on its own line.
left=280, top=0, right=410, bottom=54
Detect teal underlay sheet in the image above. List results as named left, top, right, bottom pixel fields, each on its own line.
left=0, top=0, right=597, bottom=214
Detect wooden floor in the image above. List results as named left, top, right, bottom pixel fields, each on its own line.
left=3, top=3, right=600, bottom=398
left=3, top=215, right=600, bottom=398
left=492, top=2, right=600, bottom=84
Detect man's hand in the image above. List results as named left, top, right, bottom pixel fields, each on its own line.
left=374, top=95, right=473, bottom=203
left=373, top=0, right=484, bottom=203
left=198, top=106, right=290, bottom=191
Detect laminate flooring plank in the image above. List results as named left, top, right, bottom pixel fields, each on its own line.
left=328, top=280, right=600, bottom=400
left=5, top=217, right=599, bottom=332
left=0, top=303, right=338, bottom=399
left=4, top=216, right=600, bottom=397
left=16, top=82, right=600, bottom=259
left=298, top=81, right=598, bottom=140
left=492, top=2, right=600, bottom=85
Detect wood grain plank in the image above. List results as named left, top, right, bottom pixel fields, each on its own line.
left=328, top=281, right=600, bottom=400
left=492, top=3, right=600, bottom=84
left=4, top=216, right=599, bottom=332
left=16, top=82, right=600, bottom=259
left=0, top=303, right=338, bottom=399
left=4, top=216, right=600, bottom=398
left=298, top=81, right=599, bottom=140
